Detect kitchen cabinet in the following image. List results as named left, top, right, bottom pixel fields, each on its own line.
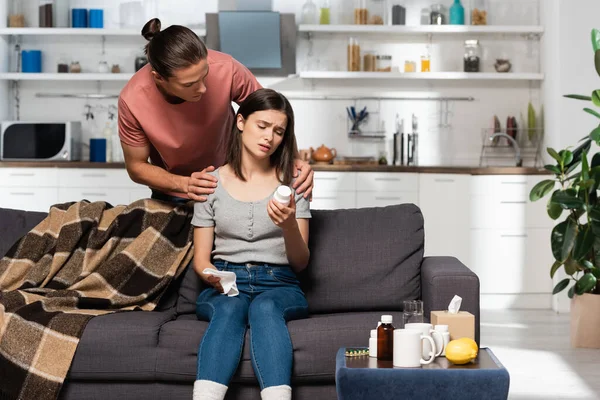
left=418, top=174, right=471, bottom=264
left=356, top=172, right=419, bottom=209
left=469, top=175, right=554, bottom=309
left=311, top=171, right=356, bottom=210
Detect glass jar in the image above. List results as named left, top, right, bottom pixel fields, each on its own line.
left=367, top=0, right=386, bottom=25
left=390, top=2, right=406, bottom=25
left=430, top=4, right=446, bottom=25
left=420, top=7, right=430, bottom=25
left=471, top=0, right=488, bottom=25
left=347, top=37, right=361, bottom=71
left=38, top=0, right=54, bottom=28
left=354, top=0, right=368, bottom=25
left=70, top=61, right=81, bottom=73
left=376, top=55, right=392, bottom=72
left=57, top=55, right=68, bottom=73
left=404, top=60, right=416, bottom=73
left=421, top=54, right=431, bottom=72
left=464, top=40, right=481, bottom=72
left=301, top=0, right=318, bottom=24
left=319, top=0, right=331, bottom=24
left=363, top=51, right=376, bottom=72
left=111, top=64, right=121, bottom=73
left=97, top=61, right=110, bottom=73
left=135, top=55, right=148, bottom=71
left=9, top=0, right=25, bottom=27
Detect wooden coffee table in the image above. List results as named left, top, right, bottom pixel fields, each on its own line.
left=335, top=347, right=509, bottom=400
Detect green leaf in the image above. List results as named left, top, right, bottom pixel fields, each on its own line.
left=547, top=147, right=561, bottom=163
left=591, top=267, right=600, bottom=279
left=578, top=179, right=595, bottom=191
left=592, top=221, right=600, bottom=237
left=576, top=273, right=597, bottom=294
left=553, top=278, right=570, bottom=294
left=593, top=28, right=600, bottom=52
left=529, top=179, right=556, bottom=202
left=591, top=127, right=600, bottom=143
left=551, top=219, right=578, bottom=262
left=564, top=257, right=580, bottom=275
left=552, top=190, right=585, bottom=209
left=593, top=91, right=600, bottom=107
left=573, top=225, right=594, bottom=260
left=560, top=150, right=574, bottom=166
left=582, top=152, right=590, bottom=181
left=547, top=194, right=563, bottom=220
left=565, top=94, right=592, bottom=101
left=595, top=50, right=600, bottom=77
left=565, top=160, right=582, bottom=175
left=550, top=261, right=563, bottom=279
left=568, top=284, right=576, bottom=299
left=584, top=107, right=600, bottom=119
left=592, top=153, right=600, bottom=168
left=581, top=260, right=594, bottom=270
left=567, top=140, right=592, bottom=171
left=591, top=205, right=600, bottom=222
left=544, top=164, right=561, bottom=174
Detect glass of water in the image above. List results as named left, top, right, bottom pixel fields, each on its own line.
left=402, top=300, right=424, bottom=327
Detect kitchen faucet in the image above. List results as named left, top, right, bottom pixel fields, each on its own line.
left=490, top=133, right=522, bottom=167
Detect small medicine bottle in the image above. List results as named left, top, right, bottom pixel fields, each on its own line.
left=273, top=185, right=292, bottom=206
left=377, top=315, right=394, bottom=360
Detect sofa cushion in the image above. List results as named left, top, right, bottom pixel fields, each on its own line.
left=154, top=311, right=403, bottom=383
left=177, top=204, right=424, bottom=315
left=0, top=207, right=47, bottom=258
left=67, top=309, right=176, bottom=380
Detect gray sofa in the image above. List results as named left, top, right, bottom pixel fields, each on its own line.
left=0, top=203, right=480, bottom=400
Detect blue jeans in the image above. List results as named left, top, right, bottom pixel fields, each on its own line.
left=196, top=260, right=309, bottom=389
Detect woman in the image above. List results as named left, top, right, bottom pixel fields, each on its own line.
left=191, top=88, right=310, bottom=400
left=118, top=18, right=314, bottom=204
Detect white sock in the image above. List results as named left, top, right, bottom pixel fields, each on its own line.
left=193, top=380, right=228, bottom=400
left=260, top=385, right=292, bottom=400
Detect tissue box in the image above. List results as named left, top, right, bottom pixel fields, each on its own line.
left=430, top=311, right=475, bottom=341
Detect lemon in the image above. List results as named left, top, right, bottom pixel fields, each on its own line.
left=445, top=338, right=478, bottom=365
left=456, top=337, right=478, bottom=353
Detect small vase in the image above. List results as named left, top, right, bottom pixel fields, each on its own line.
left=449, top=0, right=465, bottom=25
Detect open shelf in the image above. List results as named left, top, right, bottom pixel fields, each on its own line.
left=299, top=71, right=544, bottom=81
left=0, top=73, right=134, bottom=81
left=298, top=25, right=544, bottom=36
left=0, top=27, right=206, bottom=36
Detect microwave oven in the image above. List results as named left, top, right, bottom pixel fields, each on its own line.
left=0, top=121, right=82, bottom=161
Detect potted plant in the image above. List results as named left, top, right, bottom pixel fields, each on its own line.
left=530, top=28, right=600, bottom=349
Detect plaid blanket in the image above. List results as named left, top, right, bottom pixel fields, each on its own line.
left=0, top=199, right=194, bottom=400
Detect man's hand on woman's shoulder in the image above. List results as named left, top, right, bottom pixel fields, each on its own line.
left=185, top=166, right=218, bottom=202
left=292, top=159, right=314, bottom=200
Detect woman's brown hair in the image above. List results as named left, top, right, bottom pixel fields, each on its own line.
left=226, top=89, right=298, bottom=185
left=141, top=18, right=208, bottom=78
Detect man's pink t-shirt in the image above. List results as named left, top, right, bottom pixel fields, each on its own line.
left=118, top=50, right=262, bottom=197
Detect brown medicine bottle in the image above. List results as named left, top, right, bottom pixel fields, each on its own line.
left=377, top=315, right=394, bottom=360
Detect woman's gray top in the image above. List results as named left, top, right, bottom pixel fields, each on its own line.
left=191, top=168, right=311, bottom=265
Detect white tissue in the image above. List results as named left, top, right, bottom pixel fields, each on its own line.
left=448, top=295, right=462, bottom=314
left=202, top=268, right=239, bottom=297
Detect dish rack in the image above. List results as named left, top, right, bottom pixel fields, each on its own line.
left=479, top=128, right=544, bottom=167
left=346, top=98, right=386, bottom=140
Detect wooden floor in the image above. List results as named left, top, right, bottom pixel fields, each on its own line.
left=481, top=310, right=600, bottom=400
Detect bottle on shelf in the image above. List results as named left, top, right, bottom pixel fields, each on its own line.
left=301, top=0, right=318, bottom=24
left=39, top=0, right=54, bottom=28
left=450, top=0, right=465, bottom=25
left=319, top=0, right=331, bottom=24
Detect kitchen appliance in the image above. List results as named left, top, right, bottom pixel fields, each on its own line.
left=1, top=121, right=82, bottom=161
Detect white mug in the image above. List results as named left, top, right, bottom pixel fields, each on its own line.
left=393, top=329, right=436, bottom=368
left=405, top=323, right=443, bottom=359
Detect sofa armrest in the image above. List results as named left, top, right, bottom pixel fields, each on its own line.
left=420, top=256, right=480, bottom=344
